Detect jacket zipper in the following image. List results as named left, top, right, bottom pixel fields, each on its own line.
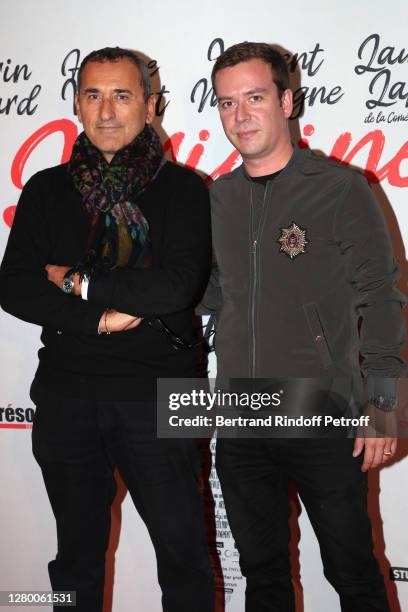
left=249, top=183, right=270, bottom=378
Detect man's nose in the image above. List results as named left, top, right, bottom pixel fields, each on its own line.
left=235, top=99, right=250, bottom=123
left=99, top=97, right=115, bottom=121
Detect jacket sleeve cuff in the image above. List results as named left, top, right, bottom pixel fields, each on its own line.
left=367, top=377, right=398, bottom=411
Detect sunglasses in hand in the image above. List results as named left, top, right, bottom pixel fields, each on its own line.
left=147, top=317, right=215, bottom=351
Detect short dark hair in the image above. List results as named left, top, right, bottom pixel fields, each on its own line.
left=77, top=46, right=151, bottom=101
left=211, top=42, right=289, bottom=98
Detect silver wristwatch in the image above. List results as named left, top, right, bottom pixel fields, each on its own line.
left=369, top=395, right=396, bottom=412
left=62, top=270, right=75, bottom=294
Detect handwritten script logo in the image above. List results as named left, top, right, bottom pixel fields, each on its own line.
left=356, top=34, right=408, bottom=124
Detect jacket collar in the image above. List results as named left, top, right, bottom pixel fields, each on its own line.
left=240, top=145, right=310, bottom=183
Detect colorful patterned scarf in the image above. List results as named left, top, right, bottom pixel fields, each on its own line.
left=68, top=124, right=164, bottom=276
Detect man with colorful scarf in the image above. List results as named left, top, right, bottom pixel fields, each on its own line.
left=0, top=47, right=214, bottom=612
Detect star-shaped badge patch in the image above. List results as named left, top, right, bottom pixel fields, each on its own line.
left=278, top=222, right=308, bottom=259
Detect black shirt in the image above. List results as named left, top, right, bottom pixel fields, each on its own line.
left=250, top=169, right=283, bottom=186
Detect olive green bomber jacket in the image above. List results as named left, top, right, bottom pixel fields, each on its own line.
left=200, top=147, right=406, bottom=409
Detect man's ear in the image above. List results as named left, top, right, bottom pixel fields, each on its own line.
left=145, top=94, right=156, bottom=124
left=281, top=88, right=293, bottom=119
left=75, top=95, right=82, bottom=123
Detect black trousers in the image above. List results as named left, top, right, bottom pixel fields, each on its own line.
left=31, top=383, right=214, bottom=612
left=216, top=437, right=390, bottom=612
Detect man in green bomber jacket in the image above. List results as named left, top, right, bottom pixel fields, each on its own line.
left=0, top=48, right=214, bottom=612
left=201, top=41, right=407, bottom=611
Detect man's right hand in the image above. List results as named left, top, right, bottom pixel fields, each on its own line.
left=99, top=310, right=143, bottom=333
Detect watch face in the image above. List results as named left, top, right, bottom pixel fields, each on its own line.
left=62, top=278, right=74, bottom=294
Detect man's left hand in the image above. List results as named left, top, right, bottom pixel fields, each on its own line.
left=353, top=404, right=397, bottom=471
left=353, top=436, right=397, bottom=472
left=46, top=264, right=81, bottom=296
